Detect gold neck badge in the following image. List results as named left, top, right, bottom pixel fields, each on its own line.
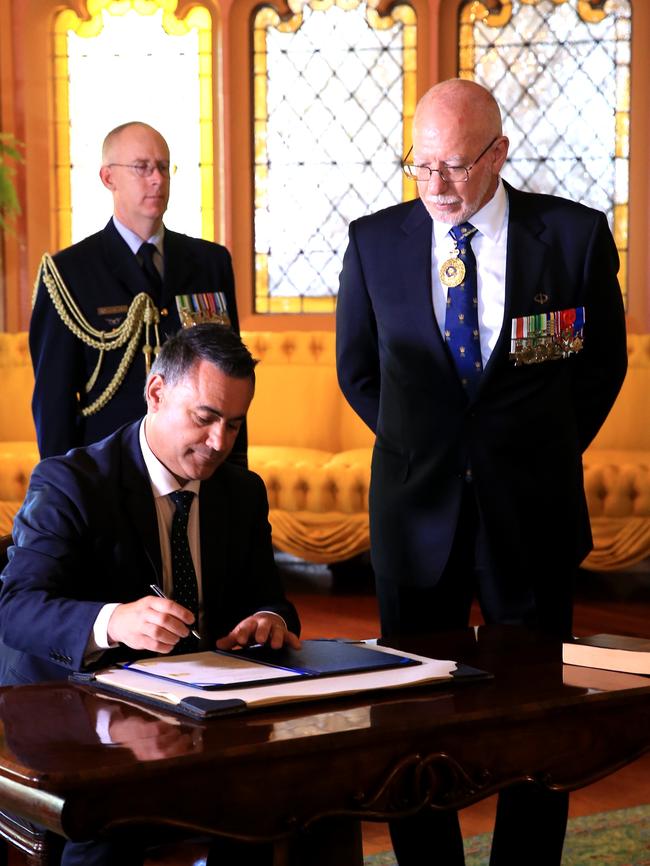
left=439, top=235, right=465, bottom=288
left=439, top=255, right=465, bottom=288
left=439, top=225, right=477, bottom=288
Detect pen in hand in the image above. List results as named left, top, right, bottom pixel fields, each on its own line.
left=149, top=583, right=201, bottom=641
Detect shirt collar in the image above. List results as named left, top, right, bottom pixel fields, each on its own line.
left=112, top=216, right=165, bottom=257
left=138, top=419, right=201, bottom=499
left=432, top=178, right=508, bottom=246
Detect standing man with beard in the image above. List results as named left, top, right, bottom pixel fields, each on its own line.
left=336, top=78, right=627, bottom=865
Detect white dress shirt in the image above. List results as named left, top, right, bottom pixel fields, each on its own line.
left=88, top=420, right=285, bottom=660
left=88, top=420, right=202, bottom=655
left=431, top=179, right=509, bottom=367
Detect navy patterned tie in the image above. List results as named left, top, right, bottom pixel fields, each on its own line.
left=169, top=490, right=199, bottom=647
left=444, top=222, right=483, bottom=395
left=138, top=242, right=162, bottom=301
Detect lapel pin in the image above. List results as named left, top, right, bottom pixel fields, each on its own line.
left=534, top=293, right=549, bottom=305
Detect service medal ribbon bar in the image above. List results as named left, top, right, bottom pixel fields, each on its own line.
left=510, top=307, right=585, bottom=366
left=176, top=293, right=231, bottom=328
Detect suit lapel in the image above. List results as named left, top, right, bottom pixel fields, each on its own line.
left=101, top=219, right=152, bottom=300
left=163, top=230, right=199, bottom=308
left=399, top=201, right=456, bottom=374
left=480, top=183, right=551, bottom=384
left=120, top=422, right=163, bottom=585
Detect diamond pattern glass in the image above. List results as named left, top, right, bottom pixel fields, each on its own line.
left=253, top=0, right=417, bottom=314
left=458, top=0, right=630, bottom=302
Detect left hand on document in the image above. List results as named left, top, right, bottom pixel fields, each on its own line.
left=216, top=612, right=301, bottom=651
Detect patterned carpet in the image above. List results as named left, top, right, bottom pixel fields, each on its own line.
left=364, top=804, right=650, bottom=865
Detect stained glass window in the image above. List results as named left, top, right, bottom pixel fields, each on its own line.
left=458, top=0, right=631, bottom=297
left=54, top=0, right=213, bottom=249
left=253, top=0, right=417, bottom=314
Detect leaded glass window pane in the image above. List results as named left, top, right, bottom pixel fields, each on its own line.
left=458, top=0, right=631, bottom=297
left=55, top=1, right=213, bottom=249
left=253, top=0, right=417, bottom=314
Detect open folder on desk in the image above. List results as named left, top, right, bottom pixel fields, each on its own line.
left=121, top=640, right=419, bottom=689
left=85, top=642, right=490, bottom=719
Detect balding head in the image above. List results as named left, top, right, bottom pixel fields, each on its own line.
left=410, top=78, right=509, bottom=225
left=414, top=79, right=503, bottom=144
left=101, top=122, right=168, bottom=164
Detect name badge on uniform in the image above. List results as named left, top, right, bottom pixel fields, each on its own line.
left=175, top=293, right=231, bottom=328
left=510, top=307, right=585, bottom=366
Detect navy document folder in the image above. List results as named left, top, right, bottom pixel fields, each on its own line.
left=82, top=640, right=490, bottom=719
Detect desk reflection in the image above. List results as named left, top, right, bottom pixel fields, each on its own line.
left=0, top=685, right=203, bottom=770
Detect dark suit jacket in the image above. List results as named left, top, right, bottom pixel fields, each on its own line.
left=0, top=421, right=299, bottom=685
left=30, top=219, right=242, bottom=458
left=336, top=184, right=627, bottom=599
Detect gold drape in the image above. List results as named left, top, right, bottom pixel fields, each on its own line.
left=269, top=510, right=370, bottom=564
left=582, top=518, right=650, bottom=573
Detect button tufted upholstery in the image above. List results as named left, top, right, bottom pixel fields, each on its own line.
left=242, top=332, right=373, bottom=561
left=0, top=333, right=39, bottom=533
left=0, top=330, right=648, bottom=570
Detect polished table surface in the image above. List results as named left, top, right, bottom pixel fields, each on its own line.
left=1, top=625, right=650, bottom=864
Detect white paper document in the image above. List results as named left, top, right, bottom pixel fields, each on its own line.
left=124, top=651, right=301, bottom=687
left=96, top=645, right=463, bottom=713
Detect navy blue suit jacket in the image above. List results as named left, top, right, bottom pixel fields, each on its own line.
left=336, top=185, right=627, bottom=600
left=30, top=219, right=241, bottom=458
left=0, top=421, right=299, bottom=685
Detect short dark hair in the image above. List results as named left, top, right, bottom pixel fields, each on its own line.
left=147, top=325, right=257, bottom=393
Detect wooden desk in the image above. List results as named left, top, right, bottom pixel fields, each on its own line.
left=0, top=626, right=649, bottom=865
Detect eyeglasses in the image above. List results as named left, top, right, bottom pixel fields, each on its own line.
left=402, top=137, right=499, bottom=184
left=106, top=161, right=177, bottom=178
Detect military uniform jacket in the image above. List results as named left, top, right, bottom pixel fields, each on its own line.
left=30, top=219, right=240, bottom=458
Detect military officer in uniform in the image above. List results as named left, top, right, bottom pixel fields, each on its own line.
left=30, top=121, right=244, bottom=461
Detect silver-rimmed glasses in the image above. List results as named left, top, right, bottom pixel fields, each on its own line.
left=402, top=137, right=499, bottom=183
left=106, top=161, right=177, bottom=178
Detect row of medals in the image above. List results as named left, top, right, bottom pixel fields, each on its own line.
left=438, top=236, right=583, bottom=367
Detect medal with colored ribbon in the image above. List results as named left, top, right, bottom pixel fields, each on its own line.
left=510, top=307, right=585, bottom=365
left=175, top=293, right=231, bottom=328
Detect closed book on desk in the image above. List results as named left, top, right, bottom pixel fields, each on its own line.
left=84, top=643, right=490, bottom=719
left=563, top=634, right=650, bottom=675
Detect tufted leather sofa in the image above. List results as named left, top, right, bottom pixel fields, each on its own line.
left=0, top=333, right=39, bottom=534
left=242, top=331, right=374, bottom=563
left=0, top=330, right=648, bottom=571
left=582, top=334, right=650, bottom=570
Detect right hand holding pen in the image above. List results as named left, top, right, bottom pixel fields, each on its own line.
left=107, top=596, right=196, bottom=653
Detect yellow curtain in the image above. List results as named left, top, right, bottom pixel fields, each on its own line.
left=269, top=510, right=370, bottom=564
left=583, top=518, right=650, bottom=572
left=269, top=511, right=650, bottom=572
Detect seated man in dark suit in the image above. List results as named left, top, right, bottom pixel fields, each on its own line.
left=0, top=323, right=300, bottom=865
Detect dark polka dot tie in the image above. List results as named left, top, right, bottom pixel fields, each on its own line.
left=444, top=222, right=483, bottom=396
left=169, top=490, right=199, bottom=648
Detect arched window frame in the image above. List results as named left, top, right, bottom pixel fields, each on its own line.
left=227, top=0, right=432, bottom=329
left=51, top=0, right=220, bottom=250
left=250, top=0, right=418, bottom=315
left=453, top=0, right=631, bottom=303
left=437, top=0, right=648, bottom=329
